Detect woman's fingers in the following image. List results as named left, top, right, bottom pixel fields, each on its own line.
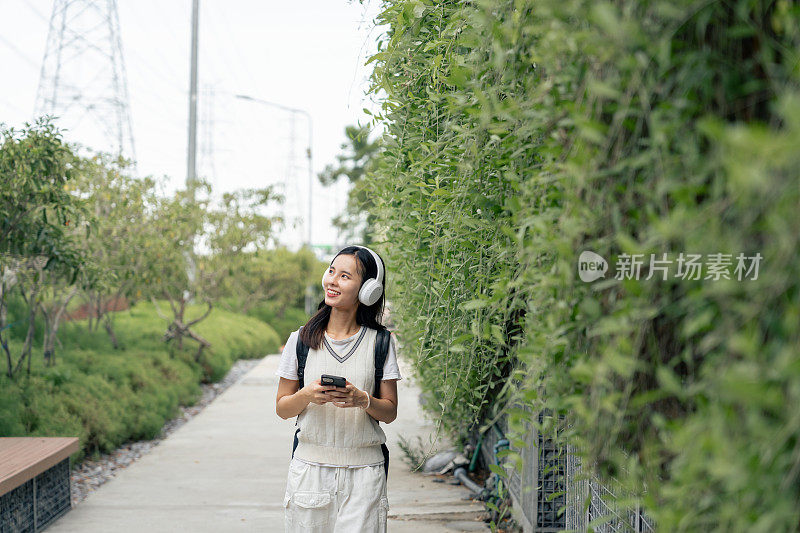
left=329, top=385, right=364, bottom=408
left=307, top=381, right=361, bottom=407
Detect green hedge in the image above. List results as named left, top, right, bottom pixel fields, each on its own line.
left=243, top=302, right=309, bottom=344
left=365, top=0, right=800, bottom=530
left=0, top=301, right=279, bottom=463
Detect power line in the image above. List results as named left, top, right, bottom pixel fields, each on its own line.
left=209, top=1, right=264, bottom=96
left=0, top=34, right=39, bottom=69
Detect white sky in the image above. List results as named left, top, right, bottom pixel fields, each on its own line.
left=0, top=0, right=385, bottom=251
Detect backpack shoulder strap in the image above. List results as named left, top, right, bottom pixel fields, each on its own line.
left=374, top=328, right=392, bottom=479
left=295, top=326, right=309, bottom=390
left=373, top=328, right=391, bottom=398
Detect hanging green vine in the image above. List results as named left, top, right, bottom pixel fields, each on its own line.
left=364, top=0, right=800, bottom=530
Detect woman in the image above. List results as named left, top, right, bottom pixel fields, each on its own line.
left=275, top=245, right=402, bottom=532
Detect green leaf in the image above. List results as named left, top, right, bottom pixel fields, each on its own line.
left=461, top=298, right=488, bottom=311
left=488, top=464, right=507, bottom=477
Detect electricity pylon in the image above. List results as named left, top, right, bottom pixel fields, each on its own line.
left=34, top=0, right=136, bottom=162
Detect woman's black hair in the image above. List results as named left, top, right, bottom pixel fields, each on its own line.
left=299, top=245, right=386, bottom=350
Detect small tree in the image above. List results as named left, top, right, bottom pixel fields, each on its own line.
left=74, top=154, right=156, bottom=347
left=317, top=125, right=381, bottom=243
left=201, top=187, right=285, bottom=313
left=206, top=246, right=321, bottom=316
left=0, top=119, right=88, bottom=378
left=39, top=263, right=97, bottom=367
left=141, top=181, right=213, bottom=362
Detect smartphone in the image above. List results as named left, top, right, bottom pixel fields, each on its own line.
left=321, top=374, right=346, bottom=388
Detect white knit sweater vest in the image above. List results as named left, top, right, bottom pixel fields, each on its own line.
left=294, top=326, right=387, bottom=465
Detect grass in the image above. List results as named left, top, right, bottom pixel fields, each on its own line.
left=0, top=300, right=281, bottom=464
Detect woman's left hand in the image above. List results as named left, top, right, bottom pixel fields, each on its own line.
left=329, top=380, right=369, bottom=409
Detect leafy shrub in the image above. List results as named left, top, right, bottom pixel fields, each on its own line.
left=365, top=0, right=800, bottom=529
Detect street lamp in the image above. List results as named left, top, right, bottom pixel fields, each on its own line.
left=234, top=94, right=314, bottom=247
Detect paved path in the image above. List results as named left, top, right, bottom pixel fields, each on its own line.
left=49, top=352, right=487, bottom=532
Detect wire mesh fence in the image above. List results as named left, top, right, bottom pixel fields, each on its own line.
left=0, top=457, right=72, bottom=533
left=564, top=445, right=656, bottom=533
left=477, top=409, right=656, bottom=533
left=537, top=429, right=566, bottom=531
left=478, top=409, right=567, bottom=532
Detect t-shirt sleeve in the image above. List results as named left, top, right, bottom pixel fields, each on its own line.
left=381, top=333, right=403, bottom=381
left=275, top=329, right=300, bottom=380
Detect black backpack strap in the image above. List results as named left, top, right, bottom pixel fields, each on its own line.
left=295, top=326, right=309, bottom=390
left=381, top=443, right=389, bottom=480
left=292, top=326, right=308, bottom=458
left=291, top=427, right=300, bottom=459
left=374, top=328, right=392, bottom=480
left=373, top=328, right=390, bottom=398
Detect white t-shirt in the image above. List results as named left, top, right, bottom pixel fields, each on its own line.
left=275, top=326, right=403, bottom=382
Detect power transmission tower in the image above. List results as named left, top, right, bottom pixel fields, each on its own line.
left=286, top=113, right=302, bottom=241
left=34, top=0, right=136, bottom=162
left=283, top=112, right=314, bottom=248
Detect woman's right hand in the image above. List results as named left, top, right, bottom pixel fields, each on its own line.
left=303, top=379, right=337, bottom=405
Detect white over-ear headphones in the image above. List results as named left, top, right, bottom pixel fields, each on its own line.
left=321, top=245, right=385, bottom=306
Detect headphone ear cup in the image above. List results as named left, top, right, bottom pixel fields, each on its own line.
left=321, top=271, right=326, bottom=291
left=359, top=280, right=383, bottom=306
left=358, top=282, right=369, bottom=305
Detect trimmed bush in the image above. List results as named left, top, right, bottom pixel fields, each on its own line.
left=245, top=302, right=308, bottom=348
left=0, top=301, right=279, bottom=463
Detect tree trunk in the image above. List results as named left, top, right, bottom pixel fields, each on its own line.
left=103, top=314, right=119, bottom=349
left=42, top=286, right=78, bottom=367
left=2, top=335, right=12, bottom=378
left=1, top=277, right=12, bottom=378
left=153, top=296, right=213, bottom=361
left=93, top=294, right=103, bottom=332
left=84, top=293, right=95, bottom=332
left=13, top=286, right=38, bottom=377
left=177, top=297, right=186, bottom=350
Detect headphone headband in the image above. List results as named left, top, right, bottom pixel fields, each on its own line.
left=354, top=245, right=384, bottom=287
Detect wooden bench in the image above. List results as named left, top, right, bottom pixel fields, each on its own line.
left=0, top=437, right=79, bottom=532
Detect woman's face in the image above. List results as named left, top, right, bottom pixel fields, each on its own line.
left=323, top=253, right=363, bottom=309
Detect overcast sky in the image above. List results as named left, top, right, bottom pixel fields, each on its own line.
left=0, top=0, right=384, bottom=251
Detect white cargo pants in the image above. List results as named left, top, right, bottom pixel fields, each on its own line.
left=283, top=457, right=389, bottom=532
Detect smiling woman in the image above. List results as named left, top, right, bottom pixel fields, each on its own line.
left=273, top=245, right=402, bottom=533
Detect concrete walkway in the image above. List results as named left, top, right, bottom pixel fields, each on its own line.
left=49, top=352, right=487, bottom=532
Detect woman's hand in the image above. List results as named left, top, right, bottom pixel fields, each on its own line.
left=328, top=380, right=369, bottom=409
left=303, top=378, right=337, bottom=405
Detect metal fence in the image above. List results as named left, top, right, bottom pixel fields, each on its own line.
left=564, top=445, right=656, bottom=533
left=478, top=411, right=655, bottom=533
left=479, top=410, right=566, bottom=532
left=0, top=458, right=72, bottom=533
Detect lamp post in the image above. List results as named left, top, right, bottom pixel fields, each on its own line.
left=234, top=94, right=314, bottom=247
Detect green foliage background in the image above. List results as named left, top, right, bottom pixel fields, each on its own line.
left=364, top=0, right=800, bottom=529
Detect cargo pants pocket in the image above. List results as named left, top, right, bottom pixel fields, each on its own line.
left=378, top=496, right=389, bottom=532
left=285, top=490, right=332, bottom=528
